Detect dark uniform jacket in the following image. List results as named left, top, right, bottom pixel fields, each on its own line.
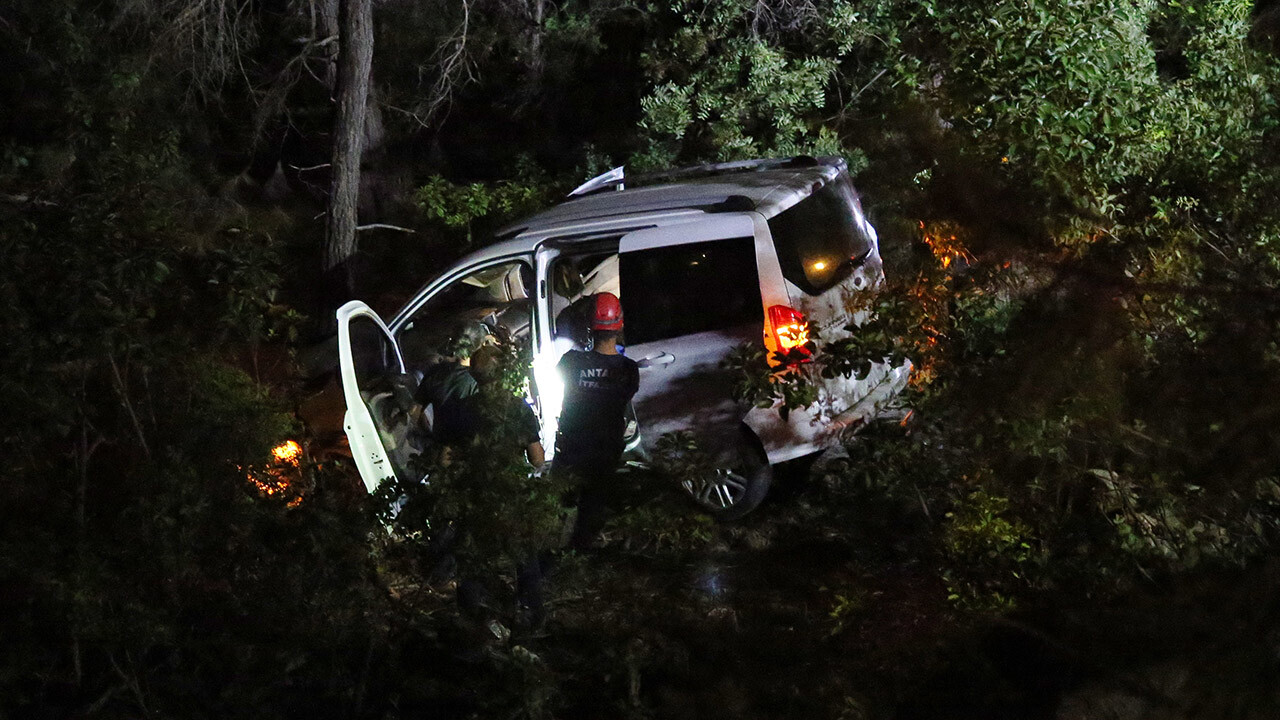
left=414, top=361, right=478, bottom=441
left=554, top=350, right=639, bottom=466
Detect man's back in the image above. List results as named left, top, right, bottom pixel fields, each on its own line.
left=450, top=386, right=540, bottom=452
left=415, top=361, right=478, bottom=442
left=416, top=361, right=477, bottom=408
left=555, top=349, right=639, bottom=463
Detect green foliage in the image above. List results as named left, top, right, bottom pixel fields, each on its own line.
left=605, top=497, right=716, bottom=553
left=907, top=0, right=1164, bottom=216
left=0, top=6, right=374, bottom=714
left=828, top=588, right=870, bottom=636
left=420, top=417, right=567, bottom=574
left=720, top=343, right=818, bottom=416
left=181, top=358, right=295, bottom=461
left=0, top=161, right=375, bottom=715
left=640, top=81, right=695, bottom=139
left=634, top=0, right=868, bottom=166
left=891, top=0, right=1278, bottom=239
left=941, top=490, right=1034, bottom=612
left=943, top=490, right=1033, bottom=567
left=415, top=162, right=560, bottom=244
left=6, top=0, right=1280, bottom=713
left=649, top=429, right=721, bottom=498
left=680, top=0, right=1280, bottom=617
left=484, top=644, right=562, bottom=719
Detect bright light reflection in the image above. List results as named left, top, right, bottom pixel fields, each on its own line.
left=533, top=340, right=570, bottom=459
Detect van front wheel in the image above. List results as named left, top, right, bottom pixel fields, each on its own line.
left=681, top=430, right=772, bottom=520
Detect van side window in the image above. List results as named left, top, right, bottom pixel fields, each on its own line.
left=620, top=237, right=762, bottom=345
left=767, top=175, right=874, bottom=296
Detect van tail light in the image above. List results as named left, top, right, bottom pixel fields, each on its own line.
left=768, top=305, right=813, bottom=365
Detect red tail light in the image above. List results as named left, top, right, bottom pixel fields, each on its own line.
left=768, top=305, right=813, bottom=364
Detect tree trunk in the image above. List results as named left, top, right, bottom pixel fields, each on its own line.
left=527, top=0, right=546, bottom=86
left=317, top=0, right=341, bottom=91
left=323, top=0, right=373, bottom=293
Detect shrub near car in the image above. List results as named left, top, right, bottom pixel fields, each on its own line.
left=338, top=156, right=910, bottom=518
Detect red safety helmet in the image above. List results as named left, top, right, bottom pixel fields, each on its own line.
left=592, top=292, right=624, bottom=331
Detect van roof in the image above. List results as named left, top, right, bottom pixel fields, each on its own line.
left=433, top=156, right=848, bottom=281
left=391, top=157, right=852, bottom=330
left=495, top=156, right=846, bottom=239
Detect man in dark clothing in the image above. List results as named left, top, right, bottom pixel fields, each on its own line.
left=451, top=345, right=544, bottom=468
left=554, top=292, right=640, bottom=550
left=415, top=359, right=477, bottom=412
left=445, top=344, right=547, bottom=625
left=413, top=321, right=488, bottom=441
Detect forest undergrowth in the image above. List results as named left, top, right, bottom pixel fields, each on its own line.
left=5, top=0, right=1280, bottom=717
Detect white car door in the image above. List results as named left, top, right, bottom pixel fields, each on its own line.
left=336, top=300, right=414, bottom=493
left=618, top=214, right=788, bottom=453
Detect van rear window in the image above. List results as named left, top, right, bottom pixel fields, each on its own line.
left=767, top=176, right=874, bottom=296
left=620, top=237, right=763, bottom=345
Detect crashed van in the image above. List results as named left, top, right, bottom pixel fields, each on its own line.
left=338, top=156, right=910, bottom=519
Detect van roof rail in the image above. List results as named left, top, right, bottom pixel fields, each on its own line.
left=568, top=166, right=625, bottom=197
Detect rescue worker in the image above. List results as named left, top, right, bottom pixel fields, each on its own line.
left=446, top=345, right=548, bottom=628
left=451, top=345, right=544, bottom=469
left=414, top=321, right=489, bottom=442
left=554, top=292, right=640, bottom=551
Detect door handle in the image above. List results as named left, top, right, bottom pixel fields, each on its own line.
left=637, top=351, right=675, bottom=369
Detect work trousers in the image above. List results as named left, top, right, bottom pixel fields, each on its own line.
left=557, top=454, right=622, bottom=551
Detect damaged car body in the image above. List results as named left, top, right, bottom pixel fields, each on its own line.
left=338, top=156, right=910, bottom=519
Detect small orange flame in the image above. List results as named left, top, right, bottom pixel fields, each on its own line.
left=246, top=440, right=304, bottom=505
left=272, top=440, right=302, bottom=464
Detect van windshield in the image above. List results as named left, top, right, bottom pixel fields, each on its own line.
left=767, top=175, right=874, bottom=296
left=620, top=237, right=762, bottom=345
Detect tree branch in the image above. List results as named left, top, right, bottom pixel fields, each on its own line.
left=852, top=68, right=888, bottom=102
left=108, top=354, right=151, bottom=460
left=1, top=193, right=59, bottom=207
left=405, top=0, right=474, bottom=128
left=356, top=223, right=416, bottom=233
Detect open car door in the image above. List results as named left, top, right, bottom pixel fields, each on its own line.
left=618, top=215, right=776, bottom=449
left=617, top=215, right=784, bottom=516
left=336, top=301, right=417, bottom=493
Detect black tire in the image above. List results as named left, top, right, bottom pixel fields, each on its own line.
left=680, top=427, right=772, bottom=521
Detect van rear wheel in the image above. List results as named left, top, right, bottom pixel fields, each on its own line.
left=681, top=429, right=771, bottom=520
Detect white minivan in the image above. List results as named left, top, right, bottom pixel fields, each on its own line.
left=338, top=156, right=909, bottom=518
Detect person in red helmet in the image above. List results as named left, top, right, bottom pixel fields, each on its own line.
left=554, top=292, right=640, bottom=550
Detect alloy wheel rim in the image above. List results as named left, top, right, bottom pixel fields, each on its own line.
left=682, top=468, right=749, bottom=510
